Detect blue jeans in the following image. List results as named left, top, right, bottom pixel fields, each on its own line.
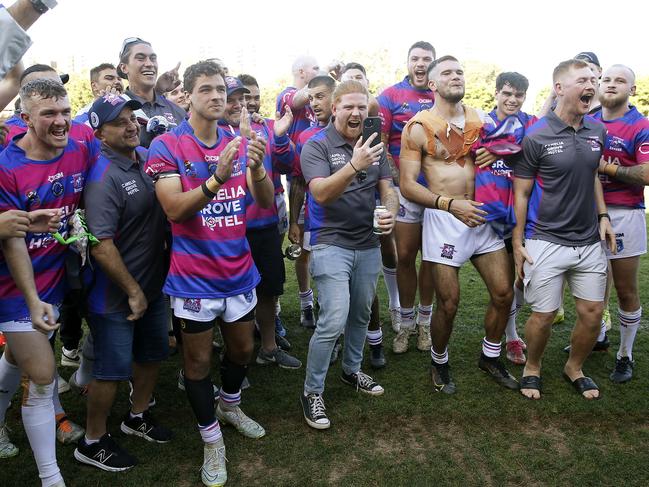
left=304, top=245, right=381, bottom=395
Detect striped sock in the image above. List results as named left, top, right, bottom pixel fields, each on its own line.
left=430, top=347, right=448, bottom=365
left=382, top=266, right=400, bottom=310
left=505, top=285, right=523, bottom=342
left=618, top=307, right=641, bottom=361
left=400, top=307, right=415, bottom=329
left=219, top=389, right=241, bottom=410
left=366, top=328, right=383, bottom=346
left=417, top=304, right=433, bottom=326
left=482, top=338, right=501, bottom=358
left=199, top=420, right=222, bottom=444
left=299, top=289, right=313, bottom=310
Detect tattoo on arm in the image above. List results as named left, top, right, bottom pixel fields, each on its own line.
left=614, top=164, right=649, bottom=186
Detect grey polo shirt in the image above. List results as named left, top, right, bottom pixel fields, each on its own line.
left=84, top=144, right=166, bottom=314
left=301, top=123, right=392, bottom=250
left=124, top=89, right=186, bottom=148
left=514, top=110, right=607, bottom=246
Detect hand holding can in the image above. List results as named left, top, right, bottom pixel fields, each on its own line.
left=373, top=206, right=395, bottom=235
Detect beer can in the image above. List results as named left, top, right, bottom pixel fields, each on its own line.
left=373, top=206, right=387, bottom=234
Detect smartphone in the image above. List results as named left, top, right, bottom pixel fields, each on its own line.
left=362, top=116, right=382, bottom=148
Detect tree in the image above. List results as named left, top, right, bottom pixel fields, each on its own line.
left=65, top=72, right=93, bottom=115
left=463, top=60, right=500, bottom=112
left=634, top=76, right=649, bottom=116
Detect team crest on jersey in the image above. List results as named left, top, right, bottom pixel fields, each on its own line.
left=231, top=159, right=242, bottom=176
left=183, top=298, right=201, bottom=313
left=184, top=160, right=197, bottom=177
left=440, top=243, right=456, bottom=260
left=401, top=102, right=410, bottom=111
left=586, top=137, right=602, bottom=152
left=208, top=163, right=217, bottom=175
left=71, top=173, right=84, bottom=193
left=51, top=181, right=65, bottom=197
left=398, top=204, right=406, bottom=217
left=244, top=291, right=254, bottom=303
left=203, top=216, right=218, bottom=231
left=26, top=190, right=40, bottom=206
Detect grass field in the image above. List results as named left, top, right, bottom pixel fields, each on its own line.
left=4, top=238, right=649, bottom=486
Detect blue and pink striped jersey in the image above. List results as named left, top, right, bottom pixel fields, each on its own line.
left=294, top=124, right=326, bottom=231
left=1, top=114, right=95, bottom=148
left=474, top=109, right=538, bottom=237
left=377, top=77, right=435, bottom=171
left=593, top=106, right=649, bottom=209
left=275, top=87, right=316, bottom=144
left=144, top=120, right=260, bottom=299
left=0, top=135, right=98, bottom=322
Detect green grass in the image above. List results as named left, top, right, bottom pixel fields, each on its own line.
left=4, top=236, right=649, bottom=486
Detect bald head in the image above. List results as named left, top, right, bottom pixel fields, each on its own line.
left=603, top=64, right=635, bottom=84
left=599, top=64, right=637, bottom=110
left=291, top=55, right=320, bottom=88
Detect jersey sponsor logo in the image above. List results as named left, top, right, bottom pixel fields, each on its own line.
left=205, top=155, right=220, bottom=162
left=398, top=204, right=406, bottom=217
left=47, top=171, right=64, bottom=183
left=639, top=142, right=649, bottom=155
left=71, top=173, right=84, bottom=193
left=543, top=141, right=564, bottom=155
left=329, top=153, right=347, bottom=166
left=183, top=298, right=201, bottom=313
left=51, top=181, right=65, bottom=197
left=418, top=99, right=433, bottom=105
left=490, top=159, right=512, bottom=177
left=440, top=243, right=456, bottom=260
left=244, top=291, right=254, bottom=303
left=121, top=179, right=139, bottom=195
left=615, top=232, right=625, bottom=253
left=586, top=137, right=602, bottom=152
left=145, top=161, right=166, bottom=176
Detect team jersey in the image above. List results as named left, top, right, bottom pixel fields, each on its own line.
left=275, top=87, right=316, bottom=144
left=377, top=76, right=435, bottom=172
left=144, top=120, right=260, bottom=299
left=293, top=124, right=326, bottom=230
left=1, top=114, right=95, bottom=148
left=474, top=109, right=538, bottom=237
left=217, top=119, right=293, bottom=229
left=592, top=106, right=649, bottom=209
left=0, top=135, right=98, bottom=322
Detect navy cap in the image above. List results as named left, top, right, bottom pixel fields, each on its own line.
left=225, top=76, right=250, bottom=97
left=574, top=51, right=600, bottom=67
left=88, top=94, right=142, bottom=129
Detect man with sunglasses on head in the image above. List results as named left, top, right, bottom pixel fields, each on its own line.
left=117, top=37, right=186, bottom=148
left=299, top=80, right=398, bottom=430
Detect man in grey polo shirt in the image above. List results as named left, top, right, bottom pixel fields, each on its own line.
left=299, top=80, right=398, bottom=430
left=117, top=37, right=186, bottom=148
left=513, top=59, right=616, bottom=401
left=74, top=93, right=171, bottom=472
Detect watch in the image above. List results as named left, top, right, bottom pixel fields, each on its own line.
left=29, top=0, right=57, bottom=14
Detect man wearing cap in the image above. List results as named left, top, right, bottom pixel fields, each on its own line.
left=73, top=93, right=171, bottom=472
left=117, top=37, right=186, bottom=148
left=219, top=76, right=301, bottom=370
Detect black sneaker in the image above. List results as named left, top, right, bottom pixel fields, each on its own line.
left=301, top=305, right=316, bottom=329
left=369, top=344, right=386, bottom=369
left=300, top=393, right=330, bottom=429
left=340, top=370, right=384, bottom=395
left=74, top=433, right=137, bottom=472
left=275, top=333, right=292, bottom=351
left=431, top=362, right=456, bottom=394
left=610, top=356, right=634, bottom=383
left=478, top=354, right=519, bottom=390
left=564, top=334, right=610, bottom=353
left=120, top=410, right=173, bottom=443
left=128, top=380, right=156, bottom=409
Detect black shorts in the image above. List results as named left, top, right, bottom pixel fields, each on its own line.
left=246, top=225, right=285, bottom=297
left=179, top=308, right=256, bottom=334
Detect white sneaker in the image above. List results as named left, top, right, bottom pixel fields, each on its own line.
left=392, top=327, right=412, bottom=354
left=215, top=403, right=265, bottom=439
left=389, top=308, right=401, bottom=333
left=416, top=323, right=432, bottom=351
left=0, top=422, right=18, bottom=458
left=61, top=347, right=81, bottom=368
left=57, top=374, right=70, bottom=394
left=201, top=437, right=227, bottom=487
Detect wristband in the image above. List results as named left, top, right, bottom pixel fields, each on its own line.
left=448, top=199, right=455, bottom=211
left=254, top=171, right=268, bottom=183
left=438, top=196, right=451, bottom=212
left=604, top=164, right=619, bottom=177
left=349, top=160, right=359, bottom=173
left=201, top=181, right=217, bottom=199
left=598, top=213, right=610, bottom=221
left=213, top=174, right=225, bottom=186
left=433, top=195, right=441, bottom=209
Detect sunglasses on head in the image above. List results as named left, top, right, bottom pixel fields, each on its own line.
left=119, top=37, right=149, bottom=59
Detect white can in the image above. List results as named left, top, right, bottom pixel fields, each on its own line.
left=373, top=206, right=387, bottom=234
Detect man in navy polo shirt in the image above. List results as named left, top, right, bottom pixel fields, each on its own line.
left=74, top=93, right=171, bottom=472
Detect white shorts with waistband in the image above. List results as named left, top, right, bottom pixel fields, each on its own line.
left=606, top=207, right=647, bottom=259
left=523, top=239, right=607, bottom=313
left=0, top=304, right=61, bottom=333
left=171, top=290, right=257, bottom=324
left=422, top=208, right=504, bottom=267
left=396, top=187, right=425, bottom=224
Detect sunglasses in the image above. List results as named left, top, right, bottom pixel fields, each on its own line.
left=119, top=37, right=150, bottom=59
left=356, top=170, right=367, bottom=183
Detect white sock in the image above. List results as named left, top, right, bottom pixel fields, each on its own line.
left=417, top=304, right=433, bottom=326
left=400, top=307, right=415, bottom=330
left=52, top=375, right=64, bottom=416
left=505, top=285, right=523, bottom=342
left=597, top=319, right=607, bottom=342
left=482, top=338, right=502, bottom=358
left=84, top=435, right=99, bottom=445
left=366, top=328, right=383, bottom=346
left=22, top=380, right=62, bottom=487
left=299, top=289, right=313, bottom=310
left=431, top=347, right=448, bottom=365
left=382, top=266, right=400, bottom=310
left=275, top=298, right=281, bottom=316
left=199, top=420, right=222, bottom=444
left=0, top=353, right=21, bottom=424
left=618, top=307, right=641, bottom=361
left=76, top=333, right=95, bottom=386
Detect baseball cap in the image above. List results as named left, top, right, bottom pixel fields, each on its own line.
left=88, top=94, right=142, bottom=129
left=574, top=52, right=600, bottom=67
left=225, top=76, right=250, bottom=97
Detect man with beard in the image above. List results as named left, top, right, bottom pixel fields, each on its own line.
left=300, top=80, right=398, bottom=430
left=117, top=37, right=186, bottom=148
left=594, top=64, right=649, bottom=383
left=145, top=61, right=273, bottom=487
left=514, top=59, right=615, bottom=400
left=377, top=41, right=436, bottom=353
left=400, top=56, right=518, bottom=395
left=74, top=63, right=124, bottom=125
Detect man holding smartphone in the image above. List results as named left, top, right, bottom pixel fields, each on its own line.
left=300, top=80, right=398, bottom=430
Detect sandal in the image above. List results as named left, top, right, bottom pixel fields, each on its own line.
left=519, top=375, right=542, bottom=399
left=563, top=373, right=601, bottom=400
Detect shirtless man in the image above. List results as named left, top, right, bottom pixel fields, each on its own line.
left=399, top=56, right=517, bottom=394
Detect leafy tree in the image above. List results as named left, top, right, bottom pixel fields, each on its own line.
left=65, top=71, right=93, bottom=115
left=463, top=60, right=500, bottom=111
left=634, top=76, right=649, bottom=116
